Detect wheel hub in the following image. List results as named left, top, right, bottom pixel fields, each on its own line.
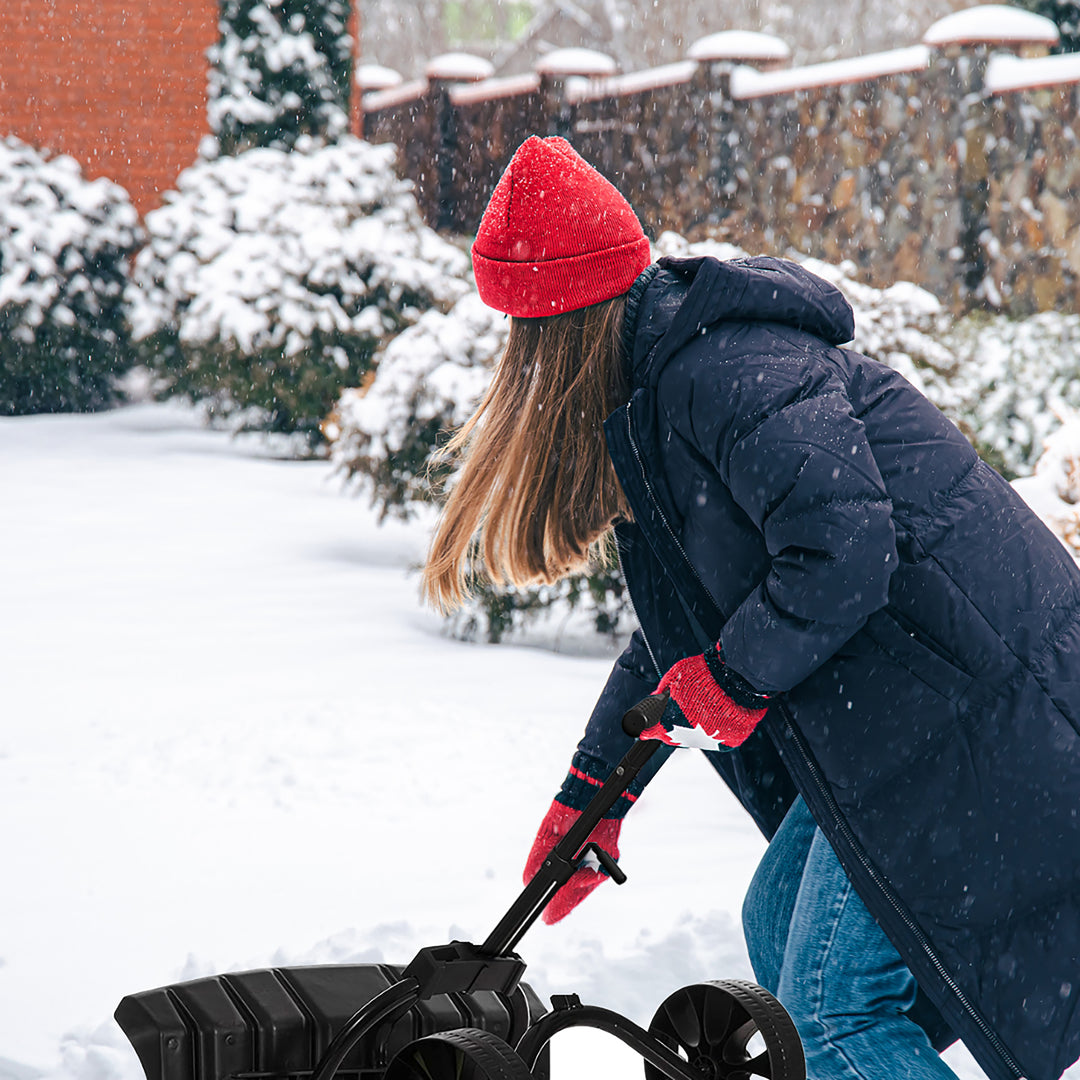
left=691, top=1053, right=719, bottom=1079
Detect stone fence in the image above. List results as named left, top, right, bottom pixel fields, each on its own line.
left=359, top=6, right=1080, bottom=315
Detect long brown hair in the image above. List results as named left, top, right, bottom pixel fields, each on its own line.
left=422, top=294, right=631, bottom=612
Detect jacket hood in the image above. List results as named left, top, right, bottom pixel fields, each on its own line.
left=624, top=255, right=856, bottom=386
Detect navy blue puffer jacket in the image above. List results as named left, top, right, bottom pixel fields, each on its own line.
left=572, top=255, right=1080, bottom=1080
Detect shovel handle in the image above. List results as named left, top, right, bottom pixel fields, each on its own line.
left=540, top=691, right=668, bottom=866
left=480, top=694, right=667, bottom=956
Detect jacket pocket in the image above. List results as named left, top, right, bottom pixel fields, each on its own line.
left=862, top=608, right=974, bottom=705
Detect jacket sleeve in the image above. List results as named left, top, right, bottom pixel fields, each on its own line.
left=558, top=628, right=673, bottom=817
left=666, top=347, right=898, bottom=694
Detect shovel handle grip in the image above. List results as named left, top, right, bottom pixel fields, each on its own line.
left=622, top=691, right=668, bottom=738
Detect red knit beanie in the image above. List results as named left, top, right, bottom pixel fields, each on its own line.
left=472, top=136, right=652, bottom=318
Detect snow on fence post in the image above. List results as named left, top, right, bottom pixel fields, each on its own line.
left=354, top=64, right=402, bottom=142
left=355, top=63, right=403, bottom=94
left=688, top=30, right=791, bottom=78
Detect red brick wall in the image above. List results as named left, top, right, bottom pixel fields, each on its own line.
left=0, top=0, right=218, bottom=213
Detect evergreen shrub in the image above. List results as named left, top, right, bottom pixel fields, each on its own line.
left=329, top=293, right=506, bottom=517
left=208, top=0, right=353, bottom=157
left=127, top=138, right=470, bottom=441
left=0, top=137, right=142, bottom=416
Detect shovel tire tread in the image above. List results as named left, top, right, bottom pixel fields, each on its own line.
left=385, top=1027, right=534, bottom=1080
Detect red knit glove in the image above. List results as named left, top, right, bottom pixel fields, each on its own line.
left=639, top=644, right=770, bottom=750
left=523, top=800, right=622, bottom=925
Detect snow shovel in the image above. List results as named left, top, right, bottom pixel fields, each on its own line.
left=115, top=693, right=805, bottom=1080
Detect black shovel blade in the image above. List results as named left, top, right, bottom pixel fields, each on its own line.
left=115, top=964, right=546, bottom=1080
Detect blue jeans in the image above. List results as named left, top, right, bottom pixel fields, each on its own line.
left=742, top=798, right=959, bottom=1080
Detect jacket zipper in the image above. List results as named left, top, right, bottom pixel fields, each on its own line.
left=625, top=399, right=1025, bottom=1080
left=614, top=530, right=662, bottom=680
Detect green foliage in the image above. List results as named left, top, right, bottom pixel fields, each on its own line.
left=444, top=0, right=534, bottom=44
left=0, top=139, right=142, bottom=416
left=450, top=544, right=632, bottom=646
left=209, top=0, right=353, bottom=156
left=134, top=327, right=381, bottom=440
left=940, top=309, right=1080, bottom=476
left=1, top=317, right=130, bottom=417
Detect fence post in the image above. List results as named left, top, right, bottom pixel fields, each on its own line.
left=353, top=63, right=402, bottom=139
left=686, top=31, right=791, bottom=231
left=535, top=48, right=617, bottom=142
left=425, top=53, right=494, bottom=231
left=922, top=7, right=1059, bottom=306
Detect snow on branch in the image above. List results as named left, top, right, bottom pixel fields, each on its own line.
left=128, top=137, right=470, bottom=440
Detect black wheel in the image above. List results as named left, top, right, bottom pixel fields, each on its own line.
left=385, top=1027, right=534, bottom=1080
left=645, top=979, right=805, bottom=1080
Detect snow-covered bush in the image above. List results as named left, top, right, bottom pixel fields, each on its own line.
left=942, top=311, right=1080, bottom=477
left=0, top=137, right=142, bottom=416
left=1012, top=410, right=1080, bottom=561
left=128, top=137, right=470, bottom=439
left=797, top=252, right=1080, bottom=478
left=328, top=293, right=506, bottom=517
left=207, top=0, right=352, bottom=158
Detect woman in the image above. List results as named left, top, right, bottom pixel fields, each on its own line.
left=422, top=135, right=1080, bottom=1080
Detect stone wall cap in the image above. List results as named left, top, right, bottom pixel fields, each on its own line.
left=688, top=30, right=791, bottom=62
left=535, top=47, right=618, bottom=77
left=731, top=44, right=929, bottom=99
left=986, top=50, right=1080, bottom=92
left=566, top=60, right=697, bottom=103
left=355, top=63, right=403, bottom=91
left=923, top=4, right=1059, bottom=46
left=425, top=53, right=495, bottom=82
left=362, top=78, right=427, bottom=112
left=450, top=72, right=542, bottom=106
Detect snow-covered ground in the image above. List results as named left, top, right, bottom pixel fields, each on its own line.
left=0, top=402, right=1072, bottom=1080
